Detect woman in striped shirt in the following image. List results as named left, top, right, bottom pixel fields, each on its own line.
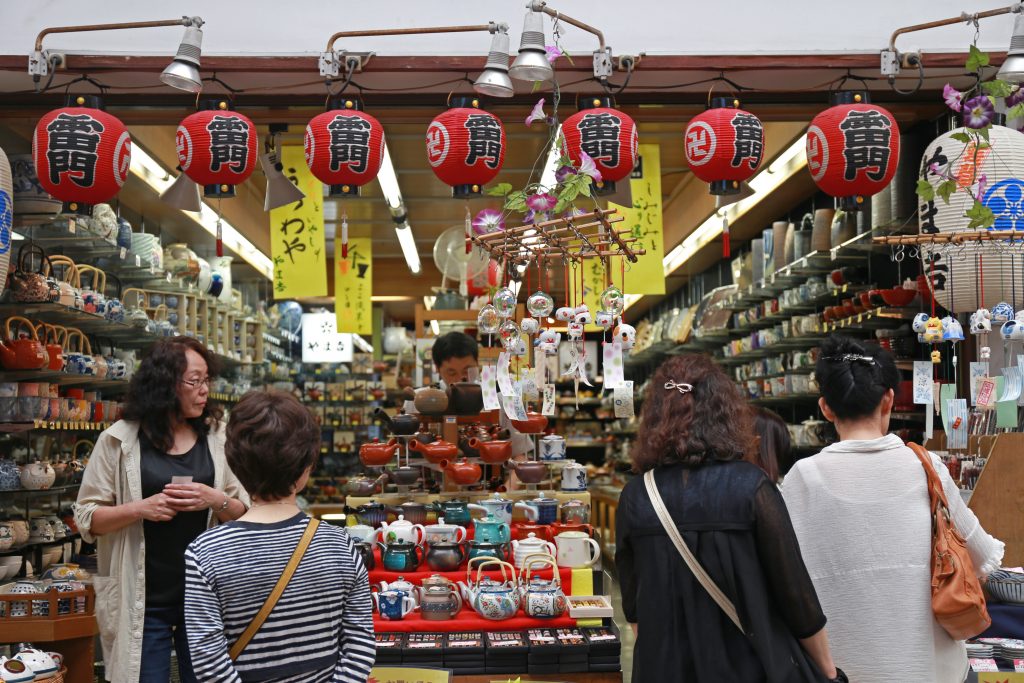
left=184, top=390, right=375, bottom=682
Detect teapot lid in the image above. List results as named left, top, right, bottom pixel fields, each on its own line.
left=430, top=517, right=456, bottom=529
left=390, top=515, right=413, bottom=527
left=518, top=532, right=548, bottom=546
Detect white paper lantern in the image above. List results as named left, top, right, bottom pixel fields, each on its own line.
left=0, top=148, right=12, bottom=296
left=919, top=124, right=1024, bottom=313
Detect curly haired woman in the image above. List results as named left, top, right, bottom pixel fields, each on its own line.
left=615, top=354, right=844, bottom=682
left=74, top=337, right=248, bottom=683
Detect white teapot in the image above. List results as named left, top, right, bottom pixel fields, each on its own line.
left=560, top=460, right=587, bottom=492
left=0, top=659, right=34, bottom=683
left=377, top=515, right=425, bottom=546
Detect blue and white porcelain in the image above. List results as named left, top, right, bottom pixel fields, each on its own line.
left=0, top=658, right=36, bottom=683
left=992, top=302, right=1015, bottom=323
left=372, top=589, right=416, bottom=620
left=0, top=459, right=21, bottom=491
left=912, top=312, right=931, bottom=334
left=942, top=317, right=964, bottom=342
left=539, top=435, right=566, bottom=461
left=13, top=648, right=58, bottom=679
left=104, top=298, right=125, bottom=323
left=560, top=460, right=588, bottom=492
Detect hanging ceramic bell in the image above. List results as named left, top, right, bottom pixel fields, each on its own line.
left=595, top=311, right=615, bottom=330
left=478, top=304, right=500, bottom=334
left=521, top=318, right=540, bottom=335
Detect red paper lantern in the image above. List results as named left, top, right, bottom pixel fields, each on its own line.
left=562, top=96, right=638, bottom=196
left=426, top=97, right=505, bottom=197
left=684, top=98, right=764, bottom=195
left=806, top=92, right=900, bottom=210
left=305, top=98, right=385, bottom=197
left=32, top=96, right=131, bottom=216
left=176, top=101, right=258, bottom=198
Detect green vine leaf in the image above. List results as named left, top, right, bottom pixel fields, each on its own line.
left=966, top=44, right=990, bottom=72
left=950, top=132, right=973, bottom=144
left=916, top=179, right=936, bottom=202
left=531, top=81, right=543, bottom=94
left=981, top=79, right=1014, bottom=98
left=1007, top=103, right=1024, bottom=121
left=965, top=200, right=995, bottom=229
left=977, top=125, right=991, bottom=141
left=553, top=197, right=569, bottom=214
left=504, top=190, right=528, bottom=213
left=487, top=182, right=513, bottom=197
left=578, top=179, right=593, bottom=198
left=936, top=179, right=958, bottom=204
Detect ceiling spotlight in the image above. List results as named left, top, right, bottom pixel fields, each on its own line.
left=160, top=21, right=204, bottom=92
left=473, top=24, right=514, bottom=98
left=997, top=12, right=1024, bottom=84
left=509, top=9, right=553, bottom=83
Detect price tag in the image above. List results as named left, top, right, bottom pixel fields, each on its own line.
left=67, top=219, right=76, bottom=234
left=1015, top=659, right=1024, bottom=672
left=135, top=254, right=141, bottom=267
left=830, top=246, right=838, bottom=261
left=541, top=383, right=556, bottom=416
left=613, top=381, right=635, bottom=418
left=969, top=658, right=999, bottom=672
left=971, top=362, right=991, bottom=405
left=977, top=378, right=997, bottom=409
left=857, top=314, right=864, bottom=323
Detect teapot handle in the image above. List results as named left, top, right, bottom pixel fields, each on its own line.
left=520, top=552, right=560, bottom=585
left=454, top=525, right=468, bottom=543
left=466, top=555, right=494, bottom=586
left=450, top=587, right=464, bottom=614
left=473, top=558, right=515, bottom=588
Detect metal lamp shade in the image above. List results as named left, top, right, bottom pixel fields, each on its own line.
left=160, top=26, right=203, bottom=93
left=473, top=30, right=514, bottom=98
left=509, top=11, right=552, bottom=82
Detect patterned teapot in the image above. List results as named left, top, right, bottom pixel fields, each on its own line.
left=20, top=461, right=55, bottom=490
left=0, top=459, right=21, bottom=491
left=519, top=554, right=567, bottom=619
left=460, top=558, right=520, bottom=621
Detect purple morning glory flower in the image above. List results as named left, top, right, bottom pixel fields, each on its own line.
left=545, top=45, right=562, bottom=64
left=576, top=151, right=603, bottom=182
left=1007, top=85, right=1024, bottom=108
left=525, top=98, right=547, bottom=128
left=472, top=208, right=505, bottom=235
left=963, top=95, right=995, bottom=129
left=943, top=84, right=964, bottom=113
left=555, top=164, right=577, bottom=183
left=526, top=192, right=557, bottom=213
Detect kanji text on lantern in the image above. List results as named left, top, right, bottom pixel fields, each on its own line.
left=839, top=110, right=892, bottom=182
left=46, top=113, right=103, bottom=188
left=327, top=115, right=371, bottom=174
left=206, top=115, right=251, bottom=173
left=731, top=113, right=763, bottom=169
left=576, top=112, right=622, bottom=167
left=464, top=114, right=502, bottom=169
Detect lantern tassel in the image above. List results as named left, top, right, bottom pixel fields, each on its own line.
left=341, top=212, right=349, bottom=260
left=722, top=215, right=731, bottom=259
left=465, top=202, right=472, bottom=255
left=215, top=213, right=224, bottom=258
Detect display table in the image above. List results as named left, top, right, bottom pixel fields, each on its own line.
left=452, top=674, right=622, bottom=682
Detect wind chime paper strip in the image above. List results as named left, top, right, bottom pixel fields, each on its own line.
left=1018, top=355, right=1024, bottom=406
left=501, top=391, right=528, bottom=422
left=913, top=362, right=934, bottom=404
left=519, top=367, right=540, bottom=402
left=999, top=366, right=1022, bottom=402
left=496, top=352, right=515, bottom=396
left=925, top=406, right=934, bottom=441
left=269, top=146, right=328, bottom=298
left=481, top=364, right=500, bottom=411
left=946, top=399, right=969, bottom=450
left=603, top=341, right=625, bottom=390
left=970, top=362, right=991, bottom=406
left=940, top=383, right=956, bottom=430
left=995, top=377, right=1019, bottom=428
left=614, top=381, right=635, bottom=418
left=541, top=384, right=556, bottom=416
left=334, top=235, right=372, bottom=334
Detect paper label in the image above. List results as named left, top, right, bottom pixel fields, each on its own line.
left=497, top=352, right=515, bottom=396
left=502, top=391, right=528, bottom=422
left=969, top=658, right=999, bottom=672
left=946, top=399, right=969, bottom=450
left=481, top=365, right=500, bottom=411
left=541, top=384, right=556, bottom=416
left=613, top=381, right=635, bottom=418
left=1002, top=366, right=1023, bottom=402
left=520, top=368, right=539, bottom=401
left=970, top=362, right=991, bottom=405
left=913, top=362, right=934, bottom=404
left=977, top=378, right=997, bottom=408
left=67, top=219, right=76, bottom=234
left=603, top=341, right=624, bottom=390
left=1015, top=659, right=1024, bottom=672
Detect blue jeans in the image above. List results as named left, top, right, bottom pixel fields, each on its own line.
left=140, top=605, right=197, bottom=683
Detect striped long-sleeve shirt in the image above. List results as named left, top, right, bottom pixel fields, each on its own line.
left=184, top=513, right=376, bottom=683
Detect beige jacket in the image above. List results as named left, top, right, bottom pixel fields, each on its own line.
left=73, top=420, right=249, bottom=683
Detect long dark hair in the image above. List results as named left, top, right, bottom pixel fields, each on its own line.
left=815, top=335, right=899, bottom=420
left=123, top=337, right=222, bottom=452
left=750, top=407, right=788, bottom=481
left=632, top=354, right=755, bottom=472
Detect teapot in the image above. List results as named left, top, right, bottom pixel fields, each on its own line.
left=560, top=459, right=588, bottom=492
left=468, top=494, right=513, bottom=526
left=354, top=542, right=375, bottom=570
left=414, top=384, right=449, bottom=416
left=539, top=434, right=567, bottom=461
left=377, top=540, right=425, bottom=572
left=20, top=461, right=55, bottom=491
left=374, top=408, right=419, bottom=436
left=346, top=524, right=377, bottom=544
left=472, top=514, right=511, bottom=545
left=409, top=438, right=458, bottom=464
left=386, top=502, right=429, bottom=526
left=386, top=466, right=421, bottom=488
left=469, top=437, right=511, bottom=464
left=420, top=583, right=463, bottom=621
left=559, top=499, right=591, bottom=525
left=12, top=648, right=58, bottom=680
left=518, top=554, right=567, bottom=619
left=372, top=589, right=416, bottom=621
left=0, top=317, right=48, bottom=371
left=424, top=517, right=468, bottom=545
left=513, top=523, right=552, bottom=542
left=0, top=459, right=22, bottom=491
left=511, top=533, right=557, bottom=569
left=446, top=382, right=483, bottom=415
left=344, top=474, right=387, bottom=497
left=460, top=558, right=520, bottom=621
left=378, top=515, right=426, bottom=546
left=510, top=411, right=548, bottom=434
left=378, top=576, right=420, bottom=605
left=35, top=324, right=64, bottom=372
left=425, top=540, right=468, bottom=572
left=554, top=530, right=602, bottom=568
left=467, top=540, right=509, bottom=562
left=343, top=501, right=387, bottom=527
left=515, top=497, right=559, bottom=525
left=440, top=458, right=482, bottom=486
left=358, top=438, right=400, bottom=467
left=509, top=459, right=548, bottom=485
left=429, top=499, right=472, bottom=527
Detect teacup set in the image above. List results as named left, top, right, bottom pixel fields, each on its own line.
left=0, top=383, right=123, bottom=425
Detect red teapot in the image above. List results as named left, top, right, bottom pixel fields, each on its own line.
left=35, top=323, right=65, bottom=372
left=468, top=437, right=511, bottom=464
left=440, top=458, right=482, bottom=486
left=409, top=437, right=459, bottom=464
left=358, top=438, right=400, bottom=467
left=511, top=411, right=548, bottom=434
left=0, top=316, right=48, bottom=370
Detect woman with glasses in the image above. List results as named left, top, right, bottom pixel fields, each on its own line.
left=75, top=337, right=248, bottom=683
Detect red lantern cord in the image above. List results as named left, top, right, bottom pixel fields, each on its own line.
left=341, top=211, right=349, bottom=260
left=564, top=264, right=570, bottom=309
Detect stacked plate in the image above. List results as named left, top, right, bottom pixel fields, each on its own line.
left=978, top=638, right=1024, bottom=661
left=965, top=641, right=994, bottom=659
left=131, top=233, right=163, bottom=270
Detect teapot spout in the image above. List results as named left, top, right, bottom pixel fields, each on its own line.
left=374, top=407, right=396, bottom=431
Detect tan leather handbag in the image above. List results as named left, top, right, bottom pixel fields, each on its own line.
left=908, top=443, right=991, bottom=640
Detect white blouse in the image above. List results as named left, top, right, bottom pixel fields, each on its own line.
left=782, top=434, right=1004, bottom=683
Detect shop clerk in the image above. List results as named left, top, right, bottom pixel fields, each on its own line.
left=431, top=331, right=479, bottom=387
left=74, top=337, right=248, bottom=683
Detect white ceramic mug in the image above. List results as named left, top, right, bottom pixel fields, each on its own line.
left=346, top=524, right=377, bottom=543
left=555, top=531, right=601, bottom=568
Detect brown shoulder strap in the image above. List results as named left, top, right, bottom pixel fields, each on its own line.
left=229, top=517, right=320, bottom=661
left=907, top=442, right=945, bottom=514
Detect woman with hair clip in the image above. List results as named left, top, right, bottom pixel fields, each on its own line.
left=782, top=335, right=1004, bottom=683
left=74, top=337, right=248, bottom=683
left=615, top=353, right=844, bottom=682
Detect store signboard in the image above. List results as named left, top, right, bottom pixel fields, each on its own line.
left=607, top=142, right=665, bottom=295
left=335, top=235, right=372, bottom=334
left=301, top=312, right=353, bottom=363
left=270, top=146, right=328, bottom=298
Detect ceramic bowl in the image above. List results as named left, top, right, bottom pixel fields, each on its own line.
left=0, top=557, right=21, bottom=580
left=881, top=287, right=917, bottom=307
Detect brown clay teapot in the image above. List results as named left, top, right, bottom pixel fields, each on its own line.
left=509, top=459, right=548, bottom=484
left=414, top=384, right=449, bottom=416
left=0, top=316, right=48, bottom=370
left=469, top=438, right=511, bottom=464
left=440, top=458, right=482, bottom=486
left=409, top=438, right=459, bottom=464
left=358, top=438, right=400, bottom=467
left=344, top=473, right=388, bottom=497
left=447, top=382, right=483, bottom=415
left=510, top=411, right=548, bottom=434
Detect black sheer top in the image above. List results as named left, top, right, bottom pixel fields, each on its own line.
left=616, top=460, right=827, bottom=683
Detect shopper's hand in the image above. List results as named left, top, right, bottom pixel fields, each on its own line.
left=163, top=483, right=222, bottom=512
left=134, top=493, right=177, bottom=522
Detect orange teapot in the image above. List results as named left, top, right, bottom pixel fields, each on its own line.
left=409, top=437, right=459, bottom=464
left=35, top=323, right=65, bottom=371
left=358, top=438, right=399, bottom=467
left=468, top=437, right=511, bottom=464
left=1, top=316, right=48, bottom=370
left=440, top=458, right=482, bottom=486
left=510, top=411, right=548, bottom=434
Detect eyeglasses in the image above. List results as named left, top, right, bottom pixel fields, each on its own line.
left=181, top=377, right=212, bottom=389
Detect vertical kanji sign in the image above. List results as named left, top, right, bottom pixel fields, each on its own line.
left=269, top=146, right=327, bottom=298
left=335, top=235, right=372, bottom=334
left=606, top=143, right=665, bottom=295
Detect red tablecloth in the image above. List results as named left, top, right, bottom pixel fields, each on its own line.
left=372, top=603, right=577, bottom=633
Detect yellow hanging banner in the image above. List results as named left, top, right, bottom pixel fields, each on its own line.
left=335, top=235, right=373, bottom=334
left=608, top=143, right=665, bottom=295
left=269, top=146, right=328, bottom=298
